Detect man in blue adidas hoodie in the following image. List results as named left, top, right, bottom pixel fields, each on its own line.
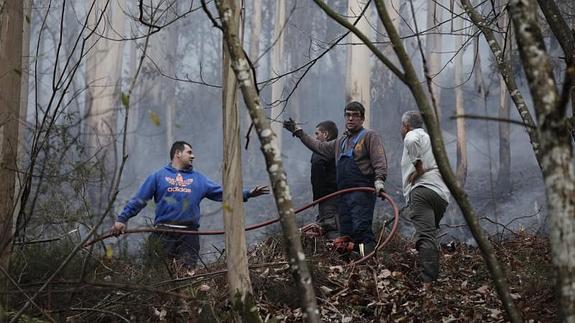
left=111, top=141, right=269, bottom=268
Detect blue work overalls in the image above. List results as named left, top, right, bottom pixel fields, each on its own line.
left=336, top=128, right=376, bottom=244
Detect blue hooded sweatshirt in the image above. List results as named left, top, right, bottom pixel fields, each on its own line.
left=118, top=164, right=251, bottom=227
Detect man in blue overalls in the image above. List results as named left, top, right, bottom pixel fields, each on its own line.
left=284, top=102, right=387, bottom=256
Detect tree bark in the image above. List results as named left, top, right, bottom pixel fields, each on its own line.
left=270, top=0, right=286, bottom=151
left=425, top=0, right=443, bottom=119
left=509, top=1, right=575, bottom=321
left=221, top=0, right=261, bottom=321
left=85, top=0, right=125, bottom=205
left=346, top=0, right=372, bottom=127
left=214, top=1, right=319, bottom=322
left=454, top=3, right=467, bottom=187
left=0, top=0, right=24, bottom=307
left=496, top=0, right=511, bottom=191
left=461, top=0, right=542, bottom=168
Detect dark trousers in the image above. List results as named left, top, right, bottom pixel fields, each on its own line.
left=338, top=191, right=376, bottom=244
left=150, top=231, right=200, bottom=268
left=409, top=186, right=448, bottom=282
left=318, top=198, right=339, bottom=236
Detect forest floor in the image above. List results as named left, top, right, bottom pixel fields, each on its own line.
left=5, top=231, right=555, bottom=322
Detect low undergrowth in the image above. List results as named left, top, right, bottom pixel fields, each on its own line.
left=3, top=231, right=555, bottom=322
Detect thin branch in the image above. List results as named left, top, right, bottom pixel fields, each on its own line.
left=450, top=114, right=536, bottom=128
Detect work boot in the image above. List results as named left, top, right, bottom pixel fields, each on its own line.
left=418, top=248, right=440, bottom=282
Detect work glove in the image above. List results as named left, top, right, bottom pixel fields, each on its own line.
left=374, top=179, right=385, bottom=195
left=283, top=118, right=301, bottom=136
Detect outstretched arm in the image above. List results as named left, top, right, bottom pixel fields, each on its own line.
left=284, top=118, right=337, bottom=157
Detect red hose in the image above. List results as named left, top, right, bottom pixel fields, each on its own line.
left=84, top=187, right=400, bottom=263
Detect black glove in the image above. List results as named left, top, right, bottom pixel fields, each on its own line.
left=283, top=118, right=300, bottom=136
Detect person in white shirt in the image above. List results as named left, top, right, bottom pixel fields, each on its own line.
left=400, top=111, right=450, bottom=285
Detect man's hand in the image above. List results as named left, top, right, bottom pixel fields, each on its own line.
left=111, top=222, right=126, bottom=236
left=283, top=118, right=301, bottom=136
left=374, top=179, right=385, bottom=195
left=250, top=185, right=270, bottom=198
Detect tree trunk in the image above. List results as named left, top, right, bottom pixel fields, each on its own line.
left=497, top=2, right=511, bottom=191
left=346, top=0, right=372, bottom=127
left=0, top=0, right=24, bottom=307
left=221, top=0, right=261, bottom=321
left=85, top=0, right=125, bottom=206
left=270, top=0, right=286, bottom=151
left=215, top=1, right=319, bottom=321
left=426, top=0, right=443, bottom=119
left=454, top=3, right=467, bottom=187
left=13, top=0, right=32, bottom=253
left=535, top=0, right=575, bottom=142
left=245, top=0, right=262, bottom=180
left=163, top=2, right=179, bottom=148
left=509, top=1, right=575, bottom=321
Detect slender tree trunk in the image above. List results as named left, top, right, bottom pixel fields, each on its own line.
left=214, top=1, right=319, bottom=321
left=164, top=2, right=179, bottom=147
left=270, top=0, right=286, bottom=151
left=85, top=0, right=125, bottom=206
left=426, top=0, right=443, bottom=119
left=346, top=0, right=372, bottom=127
left=221, top=0, right=261, bottom=320
left=509, top=1, right=575, bottom=322
left=244, top=0, right=262, bottom=180
left=13, top=0, right=32, bottom=249
left=535, top=0, right=575, bottom=142
left=0, top=0, right=24, bottom=308
left=454, top=3, right=467, bottom=187
left=497, top=1, right=511, bottom=191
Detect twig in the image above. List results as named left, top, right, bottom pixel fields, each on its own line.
left=67, top=307, right=130, bottom=322
left=450, top=114, right=536, bottom=128
left=0, top=264, right=57, bottom=323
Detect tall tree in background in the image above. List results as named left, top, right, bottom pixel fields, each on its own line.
left=221, top=0, right=261, bottom=320
left=496, top=0, right=512, bottom=191
left=164, top=3, right=179, bottom=147
left=13, top=0, right=32, bottom=258
left=85, top=0, right=125, bottom=206
left=453, top=3, right=467, bottom=186
left=0, top=0, right=24, bottom=305
left=270, top=0, right=286, bottom=150
left=131, top=1, right=175, bottom=177
left=426, top=0, right=443, bottom=119
left=372, top=0, right=400, bottom=128
left=346, top=0, right=372, bottom=127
